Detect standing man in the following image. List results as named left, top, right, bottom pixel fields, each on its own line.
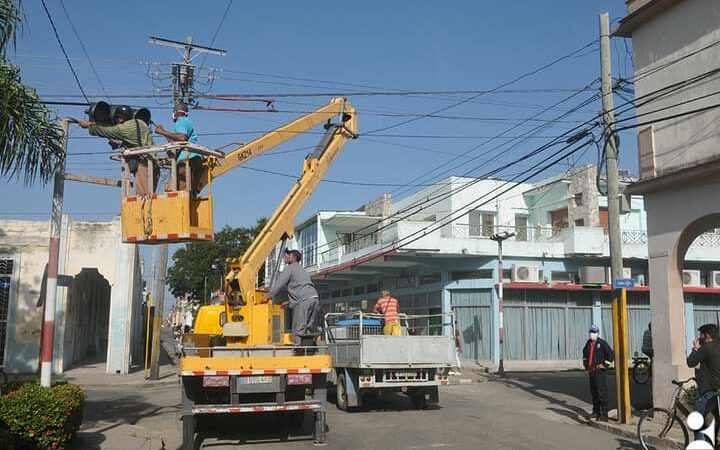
left=687, top=323, right=720, bottom=434
left=268, top=249, right=320, bottom=346
left=642, top=322, right=654, bottom=358
left=373, top=290, right=401, bottom=336
left=76, top=106, right=156, bottom=195
left=582, top=324, right=614, bottom=421
left=154, top=103, right=201, bottom=193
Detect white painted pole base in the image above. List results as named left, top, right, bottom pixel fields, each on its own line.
left=40, top=361, right=52, bottom=387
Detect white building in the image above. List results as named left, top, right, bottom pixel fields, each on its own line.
left=0, top=216, right=145, bottom=374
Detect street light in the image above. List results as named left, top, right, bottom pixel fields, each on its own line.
left=490, top=230, right=515, bottom=377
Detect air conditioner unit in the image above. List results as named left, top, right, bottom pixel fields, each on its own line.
left=683, top=269, right=703, bottom=287
left=580, top=266, right=606, bottom=285
left=606, top=267, right=632, bottom=284
left=710, top=271, right=720, bottom=289
left=511, top=265, right=540, bottom=283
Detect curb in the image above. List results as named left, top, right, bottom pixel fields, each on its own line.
left=585, top=417, right=684, bottom=449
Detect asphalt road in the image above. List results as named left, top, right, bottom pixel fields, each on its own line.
left=80, top=374, right=645, bottom=450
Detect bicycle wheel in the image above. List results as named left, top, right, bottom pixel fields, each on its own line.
left=637, top=407, right=688, bottom=450
left=633, top=361, right=651, bottom=385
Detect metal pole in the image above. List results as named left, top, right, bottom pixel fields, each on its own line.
left=40, top=119, right=69, bottom=387
left=600, top=11, right=630, bottom=424
left=498, top=239, right=505, bottom=377
left=148, top=244, right=168, bottom=380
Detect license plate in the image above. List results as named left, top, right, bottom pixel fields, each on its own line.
left=238, top=376, right=274, bottom=385
left=396, top=372, right=418, bottom=377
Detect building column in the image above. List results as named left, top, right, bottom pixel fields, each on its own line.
left=648, top=250, right=692, bottom=407
left=591, top=293, right=603, bottom=333
left=684, top=295, right=695, bottom=356
left=106, top=241, right=139, bottom=375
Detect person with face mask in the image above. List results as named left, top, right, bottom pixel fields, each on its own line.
left=687, top=323, right=720, bottom=436
left=582, top=324, right=614, bottom=421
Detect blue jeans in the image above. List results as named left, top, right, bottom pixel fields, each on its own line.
left=694, top=391, right=720, bottom=440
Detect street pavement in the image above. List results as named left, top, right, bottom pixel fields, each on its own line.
left=73, top=367, right=649, bottom=450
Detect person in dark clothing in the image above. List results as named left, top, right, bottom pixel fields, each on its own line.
left=687, top=323, right=720, bottom=437
left=582, top=324, right=615, bottom=421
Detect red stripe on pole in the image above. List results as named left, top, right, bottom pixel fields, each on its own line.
left=47, top=238, right=60, bottom=277
left=41, top=321, right=54, bottom=362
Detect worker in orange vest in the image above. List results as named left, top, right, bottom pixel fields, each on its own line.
left=373, top=290, right=401, bottom=336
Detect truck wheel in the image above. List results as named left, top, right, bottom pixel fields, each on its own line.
left=411, top=392, right=429, bottom=410
left=336, top=373, right=349, bottom=411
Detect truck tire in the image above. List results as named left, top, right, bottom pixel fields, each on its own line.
left=411, top=392, right=428, bottom=410
left=337, top=373, right=349, bottom=411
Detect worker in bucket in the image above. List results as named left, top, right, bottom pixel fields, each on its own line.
left=268, top=249, right=320, bottom=346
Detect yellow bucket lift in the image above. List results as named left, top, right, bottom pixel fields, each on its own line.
left=116, top=142, right=223, bottom=244
left=116, top=97, right=356, bottom=245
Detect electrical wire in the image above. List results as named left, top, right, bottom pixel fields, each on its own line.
left=58, top=0, right=109, bottom=99
left=38, top=0, right=90, bottom=103
left=363, top=40, right=598, bottom=135
left=199, top=0, right=232, bottom=71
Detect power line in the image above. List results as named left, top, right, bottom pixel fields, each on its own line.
left=199, top=0, right=233, bottom=70
left=364, top=40, right=598, bottom=135
left=58, top=0, right=109, bottom=99
left=237, top=166, right=439, bottom=187
left=38, top=0, right=89, bottom=103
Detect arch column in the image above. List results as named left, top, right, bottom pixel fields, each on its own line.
left=644, top=179, right=720, bottom=407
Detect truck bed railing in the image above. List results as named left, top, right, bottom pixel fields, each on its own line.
left=181, top=344, right=328, bottom=358
left=323, top=311, right=455, bottom=343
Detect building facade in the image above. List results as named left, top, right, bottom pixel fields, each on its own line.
left=289, top=165, right=720, bottom=369
left=616, top=0, right=720, bottom=404
left=0, top=216, right=145, bottom=375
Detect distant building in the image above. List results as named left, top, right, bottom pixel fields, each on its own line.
left=286, top=165, right=720, bottom=368
left=0, top=216, right=145, bottom=374
left=616, top=0, right=720, bottom=404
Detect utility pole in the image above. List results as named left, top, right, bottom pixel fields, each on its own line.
left=600, top=11, right=630, bottom=424
left=40, top=119, right=69, bottom=387
left=490, top=231, right=515, bottom=377
left=146, top=36, right=226, bottom=380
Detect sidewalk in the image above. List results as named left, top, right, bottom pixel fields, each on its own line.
left=66, top=333, right=181, bottom=450
left=493, top=371, right=686, bottom=449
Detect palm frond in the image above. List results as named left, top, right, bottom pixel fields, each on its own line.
left=0, top=0, right=21, bottom=56
left=0, top=63, right=64, bottom=184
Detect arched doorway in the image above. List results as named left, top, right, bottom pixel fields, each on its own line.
left=63, top=268, right=111, bottom=368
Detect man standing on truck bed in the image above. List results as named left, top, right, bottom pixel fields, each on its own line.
left=374, top=290, right=401, bottom=336
left=268, top=249, right=320, bottom=346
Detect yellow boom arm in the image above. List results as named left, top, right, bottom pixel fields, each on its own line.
left=220, top=98, right=357, bottom=341
left=211, top=97, right=355, bottom=179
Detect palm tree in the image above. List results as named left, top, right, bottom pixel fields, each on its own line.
left=0, top=0, right=64, bottom=185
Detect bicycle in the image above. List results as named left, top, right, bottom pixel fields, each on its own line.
left=637, top=378, right=695, bottom=449
left=632, top=352, right=652, bottom=385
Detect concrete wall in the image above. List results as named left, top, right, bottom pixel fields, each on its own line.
left=631, top=0, right=720, bottom=178
left=0, top=216, right=142, bottom=374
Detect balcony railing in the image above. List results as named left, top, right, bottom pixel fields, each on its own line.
left=619, top=229, right=720, bottom=247
left=450, top=224, right=560, bottom=242
left=318, top=231, right=380, bottom=265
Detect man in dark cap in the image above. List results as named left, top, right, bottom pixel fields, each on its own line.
left=268, top=249, right=320, bottom=346
left=582, top=324, right=614, bottom=421
left=688, top=323, right=720, bottom=436
left=77, top=106, right=156, bottom=195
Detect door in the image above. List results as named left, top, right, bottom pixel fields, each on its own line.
left=451, top=290, right=492, bottom=361
left=550, top=208, right=568, bottom=235
left=599, top=207, right=609, bottom=234
left=0, top=258, right=12, bottom=366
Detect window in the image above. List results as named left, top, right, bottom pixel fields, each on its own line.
left=450, top=270, right=493, bottom=281
left=550, top=208, right=569, bottom=234
left=574, top=219, right=585, bottom=226
left=515, top=214, right=528, bottom=241
left=342, top=287, right=352, bottom=297
left=573, top=193, right=584, bottom=207
left=469, top=210, right=495, bottom=237
left=0, top=258, right=12, bottom=365
left=298, top=222, right=318, bottom=267
left=352, top=285, right=365, bottom=296
left=419, top=273, right=442, bottom=285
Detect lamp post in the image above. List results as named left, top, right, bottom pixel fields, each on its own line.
left=490, top=231, right=515, bottom=377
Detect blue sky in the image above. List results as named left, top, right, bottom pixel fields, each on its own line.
left=4, top=1, right=632, bottom=303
